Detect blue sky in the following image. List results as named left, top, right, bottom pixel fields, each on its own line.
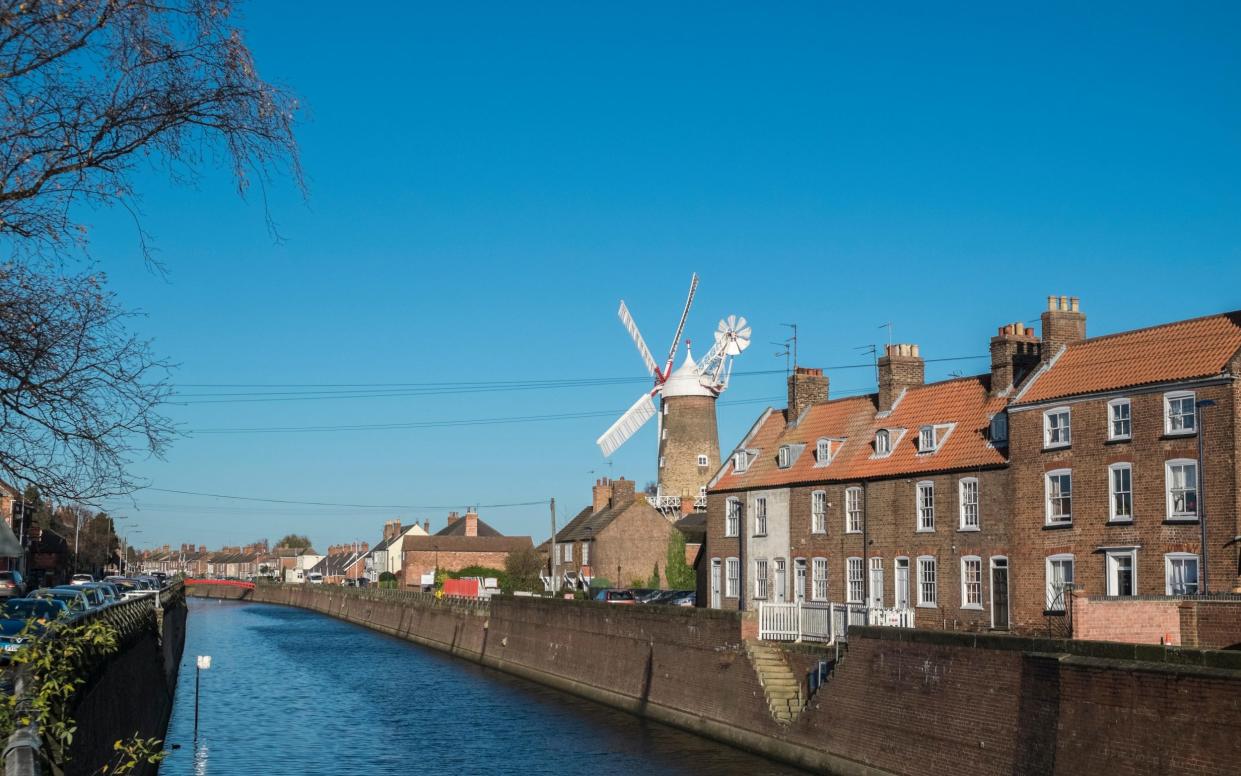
left=90, top=2, right=1241, bottom=550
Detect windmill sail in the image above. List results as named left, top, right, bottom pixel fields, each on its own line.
left=618, top=301, right=660, bottom=378
left=596, top=393, right=657, bottom=457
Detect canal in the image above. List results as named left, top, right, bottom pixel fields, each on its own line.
left=160, top=598, right=804, bottom=775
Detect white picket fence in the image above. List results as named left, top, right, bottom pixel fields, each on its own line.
left=759, top=601, right=914, bottom=643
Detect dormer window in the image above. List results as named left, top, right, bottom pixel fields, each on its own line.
left=875, top=429, right=891, bottom=455
left=919, top=426, right=938, bottom=452
left=814, top=438, right=842, bottom=466
left=777, top=445, right=792, bottom=468
left=733, top=450, right=752, bottom=473
left=989, top=413, right=1008, bottom=444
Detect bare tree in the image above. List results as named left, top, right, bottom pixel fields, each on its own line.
left=0, top=264, right=172, bottom=501
left=0, top=0, right=302, bottom=262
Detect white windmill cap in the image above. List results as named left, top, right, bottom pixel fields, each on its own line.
left=661, top=349, right=714, bottom=398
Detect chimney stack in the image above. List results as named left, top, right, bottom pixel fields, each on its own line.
left=464, top=511, right=478, bottom=537
left=787, top=367, right=829, bottom=421
left=447, top=511, right=460, bottom=526
left=877, top=343, right=924, bottom=412
left=592, top=478, right=614, bottom=514
left=990, top=322, right=1041, bottom=396
left=610, top=478, right=636, bottom=508
left=1040, top=295, right=1086, bottom=360
left=423, top=520, right=430, bottom=533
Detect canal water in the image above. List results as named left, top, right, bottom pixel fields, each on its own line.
left=160, top=598, right=804, bottom=775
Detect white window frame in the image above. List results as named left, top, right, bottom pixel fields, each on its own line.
left=816, top=438, right=832, bottom=464
left=875, top=429, right=891, bottom=455
left=916, top=556, right=937, bottom=607
left=958, top=477, right=980, bottom=531
left=659, top=455, right=665, bottom=468
left=845, top=487, right=863, bottom=533
left=1165, top=458, right=1199, bottom=521
left=1045, top=554, right=1074, bottom=612
left=810, top=490, right=827, bottom=534
left=725, top=498, right=740, bottom=537
left=696, top=454, right=709, bottom=467
left=563, top=543, right=573, bottom=563
left=1108, top=398, right=1132, bottom=441
left=777, top=446, right=791, bottom=468
left=919, top=425, right=938, bottom=452
left=1105, top=548, right=1137, bottom=597
left=1044, top=469, right=1072, bottom=525
left=1108, top=463, right=1133, bottom=522
left=581, top=541, right=590, bottom=565
left=960, top=555, right=983, bottom=610
left=733, top=451, right=750, bottom=473
left=1165, top=553, right=1200, bottom=595
left=725, top=557, right=739, bottom=598
left=1043, top=406, right=1071, bottom=448
left=1164, top=391, right=1197, bottom=436
left=811, top=557, right=828, bottom=601
left=754, top=559, right=769, bottom=600
left=754, top=497, right=768, bottom=536
left=846, top=557, right=864, bottom=604
left=916, top=480, right=935, bottom=532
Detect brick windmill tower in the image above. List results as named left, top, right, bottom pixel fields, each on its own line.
left=596, top=274, right=751, bottom=515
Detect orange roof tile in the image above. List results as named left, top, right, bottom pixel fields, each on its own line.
left=1018, top=311, right=1241, bottom=404
left=712, top=375, right=1006, bottom=491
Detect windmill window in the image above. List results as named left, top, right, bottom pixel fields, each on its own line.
left=697, top=454, right=709, bottom=467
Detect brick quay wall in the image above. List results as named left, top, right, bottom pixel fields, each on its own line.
left=193, top=584, right=1241, bottom=776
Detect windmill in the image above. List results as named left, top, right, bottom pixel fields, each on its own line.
left=596, top=273, right=752, bottom=512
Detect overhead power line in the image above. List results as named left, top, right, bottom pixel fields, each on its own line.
left=143, top=487, right=549, bottom=511
left=168, top=356, right=989, bottom=404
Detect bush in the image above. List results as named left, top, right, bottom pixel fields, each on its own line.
left=665, top=532, right=696, bottom=590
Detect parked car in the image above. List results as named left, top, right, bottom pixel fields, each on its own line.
left=307, top=572, right=323, bottom=585
left=53, top=585, right=106, bottom=608
left=592, top=589, right=636, bottom=605
left=29, top=588, right=92, bottom=614
left=628, top=588, right=663, bottom=603
left=0, top=571, right=26, bottom=599
left=644, top=590, right=681, bottom=605
left=1, top=598, right=69, bottom=623
left=665, top=590, right=696, bottom=607
left=69, top=573, right=94, bottom=586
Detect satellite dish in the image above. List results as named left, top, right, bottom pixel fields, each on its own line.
left=715, top=315, right=752, bottom=356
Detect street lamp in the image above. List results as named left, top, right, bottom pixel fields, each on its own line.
left=1197, top=399, right=1216, bottom=594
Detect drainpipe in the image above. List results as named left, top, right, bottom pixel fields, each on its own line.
left=738, top=499, right=746, bottom=611
left=862, top=482, right=870, bottom=619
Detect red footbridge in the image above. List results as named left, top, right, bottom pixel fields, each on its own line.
left=185, top=578, right=256, bottom=590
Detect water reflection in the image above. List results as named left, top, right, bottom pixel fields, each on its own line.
left=160, top=598, right=803, bottom=775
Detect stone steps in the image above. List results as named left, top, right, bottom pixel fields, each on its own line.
left=743, top=640, right=806, bottom=724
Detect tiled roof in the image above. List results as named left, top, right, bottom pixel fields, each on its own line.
left=435, top=517, right=502, bottom=537
left=1018, top=311, right=1241, bottom=404
left=556, top=496, right=660, bottom=543
left=401, top=535, right=532, bottom=554
left=712, top=376, right=1006, bottom=491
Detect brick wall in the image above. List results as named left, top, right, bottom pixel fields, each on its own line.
left=249, top=584, right=1241, bottom=776
left=1071, top=593, right=1241, bottom=649
left=402, top=549, right=511, bottom=585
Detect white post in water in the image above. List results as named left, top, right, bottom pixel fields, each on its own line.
left=195, top=655, right=212, bottom=738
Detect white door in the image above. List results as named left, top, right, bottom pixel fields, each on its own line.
left=794, top=559, right=807, bottom=601
left=894, top=558, right=909, bottom=609
left=710, top=559, right=722, bottom=609
left=774, top=559, right=787, bottom=603
left=868, top=557, right=884, bottom=608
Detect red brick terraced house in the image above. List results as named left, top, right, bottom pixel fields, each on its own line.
left=1007, top=304, right=1241, bottom=632
left=400, top=511, right=533, bottom=587
left=706, top=356, right=1014, bottom=631
left=704, top=295, right=1241, bottom=638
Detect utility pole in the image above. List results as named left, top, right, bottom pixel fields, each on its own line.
left=549, top=498, right=557, bottom=596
